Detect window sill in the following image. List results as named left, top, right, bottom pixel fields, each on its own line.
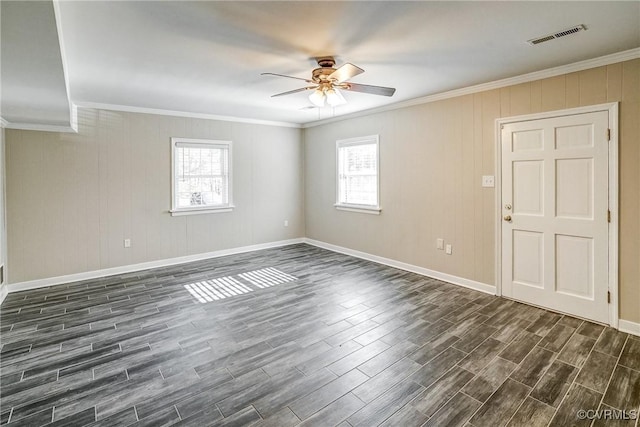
left=170, top=205, right=235, bottom=216
left=334, top=204, right=381, bottom=215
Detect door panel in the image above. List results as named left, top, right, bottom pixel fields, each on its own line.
left=501, top=111, right=609, bottom=323
left=513, top=129, right=544, bottom=151
left=512, top=230, right=544, bottom=288
left=555, top=158, right=593, bottom=219
left=555, top=234, right=593, bottom=298
left=555, top=124, right=594, bottom=149
left=513, top=161, right=544, bottom=215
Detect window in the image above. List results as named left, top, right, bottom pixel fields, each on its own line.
left=171, top=138, right=233, bottom=216
left=336, top=135, right=380, bottom=214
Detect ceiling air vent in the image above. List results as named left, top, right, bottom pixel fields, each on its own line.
left=528, top=24, right=587, bottom=45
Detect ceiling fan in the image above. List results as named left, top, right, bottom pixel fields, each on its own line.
left=262, top=57, right=396, bottom=107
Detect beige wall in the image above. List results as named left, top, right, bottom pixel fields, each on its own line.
left=6, top=109, right=304, bottom=283
left=0, top=127, right=6, bottom=293
left=304, top=59, right=640, bottom=323
left=5, top=61, right=639, bottom=324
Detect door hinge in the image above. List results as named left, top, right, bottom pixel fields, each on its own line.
left=607, top=210, right=611, bottom=223
left=607, top=128, right=611, bottom=141
left=607, top=291, right=611, bottom=304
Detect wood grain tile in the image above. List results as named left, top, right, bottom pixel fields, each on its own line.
left=347, top=379, right=424, bottom=427
left=458, top=338, right=505, bottom=374
left=423, top=392, right=481, bottom=427
left=507, top=397, right=556, bottom=427
left=575, top=350, right=618, bottom=393
left=410, top=347, right=467, bottom=388
left=618, top=336, right=640, bottom=371
left=539, top=324, right=576, bottom=352
left=510, top=346, right=556, bottom=387
left=379, top=403, right=428, bottom=427
left=251, top=407, right=300, bottom=427
left=557, top=334, right=596, bottom=368
left=576, top=322, right=605, bottom=340
left=289, top=369, right=369, bottom=420
left=0, top=244, right=636, bottom=427
left=412, top=366, right=475, bottom=416
left=462, top=356, right=517, bottom=403
left=499, top=331, right=541, bottom=364
left=603, top=365, right=640, bottom=411
left=352, top=357, right=421, bottom=404
left=595, top=328, right=628, bottom=357
left=530, top=360, right=578, bottom=407
left=297, top=393, right=364, bottom=427
left=549, top=383, right=602, bottom=427
left=469, top=378, right=531, bottom=426
left=408, top=333, right=459, bottom=365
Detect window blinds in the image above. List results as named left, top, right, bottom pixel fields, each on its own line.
left=338, top=141, right=378, bottom=206
left=175, top=144, right=229, bottom=208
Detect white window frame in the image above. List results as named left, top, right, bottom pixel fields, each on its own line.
left=335, top=135, right=381, bottom=214
left=170, top=137, right=234, bottom=216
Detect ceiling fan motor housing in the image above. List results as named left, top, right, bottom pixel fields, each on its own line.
left=312, top=67, right=336, bottom=82
left=316, top=57, right=336, bottom=67
left=312, top=56, right=337, bottom=82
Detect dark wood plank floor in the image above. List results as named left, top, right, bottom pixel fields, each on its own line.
left=1, top=244, right=639, bottom=427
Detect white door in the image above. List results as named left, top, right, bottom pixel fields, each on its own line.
left=501, top=111, right=609, bottom=323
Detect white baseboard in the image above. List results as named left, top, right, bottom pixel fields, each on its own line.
left=0, top=284, right=8, bottom=305
left=7, top=238, right=305, bottom=294
left=619, top=319, right=640, bottom=337
left=7, top=236, right=636, bottom=337
left=303, top=238, right=496, bottom=295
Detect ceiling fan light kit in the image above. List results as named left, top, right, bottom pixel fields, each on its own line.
left=308, top=85, right=347, bottom=107
left=309, top=87, right=326, bottom=107
left=262, top=56, right=396, bottom=108
left=325, top=87, right=346, bottom=106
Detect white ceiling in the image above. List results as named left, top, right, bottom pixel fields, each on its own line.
left=2, top=1, right=640, bottom=128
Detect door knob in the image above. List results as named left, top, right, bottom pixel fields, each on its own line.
left=503, top=215, right=512, bottom=222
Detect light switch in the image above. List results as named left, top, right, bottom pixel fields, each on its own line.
left=437, top=238, right=444, bottom=250
left=445, top=244, right=452, bottom=255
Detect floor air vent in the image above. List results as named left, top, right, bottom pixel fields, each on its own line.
left=528, top=24, right=587, bottom=45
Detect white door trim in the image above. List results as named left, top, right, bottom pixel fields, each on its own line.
left=495, top=102, right=619, bottom=327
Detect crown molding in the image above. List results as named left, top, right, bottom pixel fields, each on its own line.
left=6, top=48, right=638, bottom=132
left=303, top=47, right=640, bottom=128
left=75, top=102, right=302, bottom=129
left=1, top=103, right=79, bottom=133
left=2, top=121, right=78, bottom=133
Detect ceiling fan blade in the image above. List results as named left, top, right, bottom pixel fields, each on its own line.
left=261, top=72, right=313, bottom=83
left=343, top=82, right=396, bottom=97
left=329, top=63, right=364, bottom=83
left=271, top=86, right=316, bottom=97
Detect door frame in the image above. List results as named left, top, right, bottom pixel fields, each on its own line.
left=494, top=102, right=619, bottom=327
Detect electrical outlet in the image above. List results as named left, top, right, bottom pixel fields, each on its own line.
left=124, top=239, right=131, bottom=248
left=445, top=244, right=452, bottom=255
left=436, top=238, right=444, bottom=250
left=482, top=175, right=495, bottom=188
left=284, top=220, right=289, bottom=227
